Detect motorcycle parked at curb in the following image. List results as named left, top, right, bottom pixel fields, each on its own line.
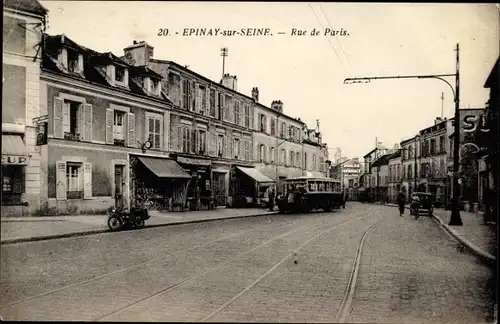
left=107, top=206, right=150, bottom=231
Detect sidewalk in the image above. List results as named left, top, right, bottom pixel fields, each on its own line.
left=1, top=208, right=279, bottom=245
left=384, top=202, right=497, bottom=264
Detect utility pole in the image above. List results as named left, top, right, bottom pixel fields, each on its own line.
left=343, top=43, right=463, bottom=226
left=220, top=47, right=228, bottom=82
left=449, top=43, right=463, bottom=225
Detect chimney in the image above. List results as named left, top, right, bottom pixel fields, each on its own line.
left=123, top=40, right=154, bottom=66
left=221, top=74, right=237, bottom=91
left=271, top=100, right=283, bottom=112
left=251, top=87, right=259, bottom=102
left=435, top=117, right=443, bottom=125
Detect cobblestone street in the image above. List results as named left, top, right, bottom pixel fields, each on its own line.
left=0, top=204, right=494, bottom=323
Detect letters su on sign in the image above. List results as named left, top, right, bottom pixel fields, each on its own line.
left=462, top=114, right=490, bottom=133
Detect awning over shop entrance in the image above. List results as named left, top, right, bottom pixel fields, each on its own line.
left=138, top=156, right=191, bottom=179
left=2, top=135, right=28, bottom=165
left=236, top=166, right=275, bottom=184
left=2, top=135, right=26, bottom=156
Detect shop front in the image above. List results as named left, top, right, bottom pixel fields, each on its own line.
left=1, top=135, right=29, bottom=215
left=211, top=162, right=230, bottom=207
left=231, top=165, right=275, bottom=207
left=130, top=154, right=191, bottom=211
left=170, top=154, right=213, bottom=211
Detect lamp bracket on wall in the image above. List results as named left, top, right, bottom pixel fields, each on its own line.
left=137, top=140, right=153, bottom=153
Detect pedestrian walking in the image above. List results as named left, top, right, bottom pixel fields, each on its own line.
left=268, top=186, right=275, bottom=211
left=342, top=190, right=347, bottom=208
left=397, top=190, right=406, bottom=216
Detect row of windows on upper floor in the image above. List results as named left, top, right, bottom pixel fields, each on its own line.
left=48, top=42, right=318, bottom=146
left=52, top=96, right=326, bottom=164
left=401, top=135, right=447, bottom=160
left=256, top=144, right=325, bottom=172
left=366, top=160, right=447, bottom=184
left=166, top=73, right=311, bottom=145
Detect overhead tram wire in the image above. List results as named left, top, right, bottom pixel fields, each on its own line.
left=308, top=4, right=347, bottom=72
left=318, top=4, right=355, bottom=75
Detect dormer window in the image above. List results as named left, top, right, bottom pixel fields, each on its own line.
left=67, top=49, right=79, bottom=72
left=152, top=78, right=161, bottom=96
left=115, top=66, right=126, bottom=82
left=64, top=48, right=83, bottom=74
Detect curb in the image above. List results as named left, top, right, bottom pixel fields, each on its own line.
left=431, top=213, right=497, bottom=266
left=0, top=211, right=280, bottom=245
left=377, top=202, right=496, bottom=265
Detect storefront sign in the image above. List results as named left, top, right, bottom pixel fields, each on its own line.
left=2, top=155, right=28, bottom=165
left=461, top=111, right=489, bottom=133
left=178, top=156, right=212, bottom=166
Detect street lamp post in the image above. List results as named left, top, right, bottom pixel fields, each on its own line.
left=344, top=43, right=462, bottom=226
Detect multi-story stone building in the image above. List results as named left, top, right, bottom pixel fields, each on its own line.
left=370, top=153, right=392, bottom=202
left=33, top=35, right=329, bottom=214
left=253, top=99, right=307, bottom=196
left=360, top=146, right=389, bottom=202
left=477, top=57, right=498, bottom=219
left=400, top=136, right=418, bottom=200
left=416, top=117, right=450, bottom=206
left=39, top=34, right=187, bottom=214
left=387, top=150, right=402, bottom=203
left=123, top=40, right=329, bottom=206
left=2, top=0, right=47, bottom=216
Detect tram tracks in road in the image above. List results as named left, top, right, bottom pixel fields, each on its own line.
left=0, top=213, right=344, bottom=319
left=334, top=219, right=384, bottom=323
left=95, top=214, right=380, bottom=322
left=200, top=217, right=385, bottom=323
left=1, top=211, right=381, bottom=322
left=0, top=228, right=252, bottom=310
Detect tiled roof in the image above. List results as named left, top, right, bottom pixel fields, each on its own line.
left=130, top=66, right=163, bottom=79
left=3, top=0, right=47, bottom=15
left=42, top=33, right=169, bottom=103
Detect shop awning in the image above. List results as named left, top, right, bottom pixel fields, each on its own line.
left=236, top=166, right=275, bottom=184
left=2, top=135, right=26, bottom=156
left=138, top=156, right=191, bottom=179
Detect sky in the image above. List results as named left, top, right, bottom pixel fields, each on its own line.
left=38, top=1, right=499, bottom=159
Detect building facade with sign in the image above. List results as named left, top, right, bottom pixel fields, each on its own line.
left=38, top=34, right=194, bottom=214
left=123, top=42, right=259, bottom=207
left=477, top=57, right=498, bottom=220
left=448, top=108, right=487, bottom=210
left=2, top=0, right=47, bottom=216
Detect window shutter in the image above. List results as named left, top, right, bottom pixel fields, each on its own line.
left=56, top=160, right=67, bottom=200
left=53, top=97, right=64, bottom=138
left=225, top=132, right=231, bottom=159
left=83, top=162, right=92, bottom=199
left=77, top=54, right=84, bottom=73
left=210, top=132, right=216, bottom=156
left=77, top=105, right=84, bottom=139
left=62, top=102, right=70, bottom=134
left=250, top=105, right=255, bottom=130
left=105, top=109, right=114, bottom=144
left=83, top=105, right=95, bottom=141
left=127, top=112, right=135, bottom=147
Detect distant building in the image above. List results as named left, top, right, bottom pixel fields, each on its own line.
left=387, top=150, right=402, bottom=203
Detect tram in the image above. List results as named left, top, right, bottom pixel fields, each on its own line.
left=276, top=176, right=344, bottom=213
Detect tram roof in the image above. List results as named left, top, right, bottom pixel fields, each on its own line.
left=284, top=176, right=340, bottom=182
